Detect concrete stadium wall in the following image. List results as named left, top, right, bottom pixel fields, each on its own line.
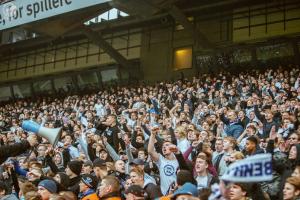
left=140, top=18, right=232, bottom=82
left=0, top=29, right=141, bottom=83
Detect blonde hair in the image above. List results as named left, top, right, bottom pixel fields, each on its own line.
left=224, top=136, right=237, bottom=149
left=231, top=151, right=245, bottom=160
left=175, top=126, right=186, bottom=139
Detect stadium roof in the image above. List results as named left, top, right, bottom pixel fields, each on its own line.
left=0, top=0, right=285, bottom=56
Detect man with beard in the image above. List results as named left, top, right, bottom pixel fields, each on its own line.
left=208, top=114, right=218, bottom=135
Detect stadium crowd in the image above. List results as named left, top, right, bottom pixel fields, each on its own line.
left=0, top=65, right=299, bottom=200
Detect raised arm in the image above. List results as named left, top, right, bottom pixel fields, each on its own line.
left=237, top=129, right=248, bottom=143
left=169, top=103, right=180, bottom=119
left=0, top=135, right=37, bottom=164
left=103, top=137, right=120, bottom=162
left=219, top=113, right=230, bottom=125
left=253, top=104, right=264, bottom=122
left=147, top=129, right=160, bottom=162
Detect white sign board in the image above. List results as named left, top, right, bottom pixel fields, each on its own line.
left=221, top=153, right=273, bottom=182
left=0, top=0, right=111, bottom=30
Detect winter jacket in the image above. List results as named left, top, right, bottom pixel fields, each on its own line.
left=79, top=189, right=99, bottom=200
left=68, top=176, right=81, bottom=196
left=82, top=193, right=99, bottom=200
left=220, top=114, right=244, bottom=139
left=0, top=141, right=31, bottom=164
left=224, top=122, right=244, bottom=139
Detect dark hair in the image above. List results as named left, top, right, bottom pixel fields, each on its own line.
left=233, top=182, right=250, bottom=196
left=176, top=170, right=197, bottom=186
left=199, top=188, right=211, bottom=200
left=247, top=136, right=258, bottom=146
left=63, top=134, right=74, bottom=141
left=0, top=181, right=7, bottom=195
left=137, top=148, right=148, bottom=157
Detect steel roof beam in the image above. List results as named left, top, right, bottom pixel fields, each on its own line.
left=168, top=5, right=214, bottom=49
left=80, top=25, right=131, bottom=68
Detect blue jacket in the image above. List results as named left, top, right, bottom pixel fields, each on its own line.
left=224, top=122, right=244, bottom=139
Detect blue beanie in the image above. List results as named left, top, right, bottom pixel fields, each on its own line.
left=38, top=179, right=57, bottom=193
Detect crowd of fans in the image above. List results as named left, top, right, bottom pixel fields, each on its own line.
left=0, top=65, right=299, bottom=200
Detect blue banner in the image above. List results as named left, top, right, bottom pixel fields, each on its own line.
left=221, top=154, right=273, bottom=182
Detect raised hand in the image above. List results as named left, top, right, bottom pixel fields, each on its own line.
left=269, top=125, right=277, bottom=140
left=168, top=144, right=179, bottom=153
left=27, top=134, right=38, bottom=147
left=102, top=136, right=108, bottom=145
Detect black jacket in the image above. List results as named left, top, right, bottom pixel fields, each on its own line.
left=0, top=140, right=31, bottom=164
left=68, top=176, right=81, bottom=196
left=104, top=126, right=120, bottom=152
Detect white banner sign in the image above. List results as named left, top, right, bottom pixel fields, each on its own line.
left=0, top=0, right=111, bottom=30
left=221, top=153, right=273, bottom=182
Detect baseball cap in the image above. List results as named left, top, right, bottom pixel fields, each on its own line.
left=81, top=174, right=98, bottom=190
left=172, top=183, right=199, bottom=199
